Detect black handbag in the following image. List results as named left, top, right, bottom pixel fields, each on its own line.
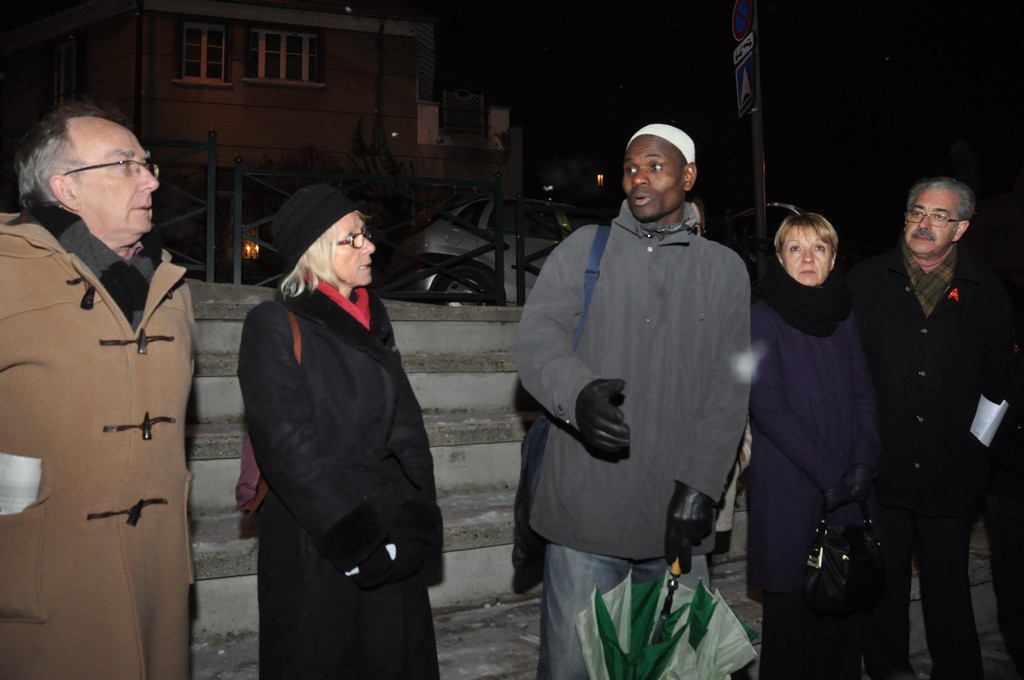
left=803, top=501, right=884, bottom=615
left=511, top=226, right=610, bottom=570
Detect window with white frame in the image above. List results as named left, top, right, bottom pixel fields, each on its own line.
left=248, top=29, right=318, bottom=82
left=183, top=22, right=226, bottom=81
left=53, top=40, right=77, bottom=105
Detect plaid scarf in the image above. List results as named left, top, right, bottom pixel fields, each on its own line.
left=902, top=238, right=957, bottom=317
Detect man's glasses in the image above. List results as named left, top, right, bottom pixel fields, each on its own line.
left=64, top=159, right=159, bottom=179
left=337, top=228, right=372, bottom=249
left=905, top=210, right=960, bottom=227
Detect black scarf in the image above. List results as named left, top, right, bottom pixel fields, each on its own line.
left=31, top=204, right=162, bottom=329
left=757, top=256, right=851, bottom=337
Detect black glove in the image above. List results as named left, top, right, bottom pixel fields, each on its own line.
left=843, top=463, right=873, bottom=503
left=824, top=463, right=874, bottom=511
left=388, top=539, right=428, bottom=584
left=664, top=482, right=715, bottom=572
left=351, top=542, right=395, bottom=590
left=575, top=379, right=630, bottom=452
left=823, top=483, right=852, bottom=512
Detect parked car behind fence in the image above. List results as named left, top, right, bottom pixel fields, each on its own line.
left=381, top=194, right=617, bottom=305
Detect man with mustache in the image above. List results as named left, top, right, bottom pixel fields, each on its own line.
left=848, top=177, right=1014, bottom=679
left=0, top=101, right=194, bottom=679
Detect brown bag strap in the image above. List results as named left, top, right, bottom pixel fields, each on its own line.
left=247, top=309, right=301, bottom=518
left=286, top=309, right=302, bottom=364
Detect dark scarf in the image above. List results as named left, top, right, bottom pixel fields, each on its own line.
left=31, top=204, right=162, bottom=329
left=757, top=256, right=852, bottom=337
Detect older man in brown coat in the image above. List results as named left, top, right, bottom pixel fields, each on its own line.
left=0, top=102, right=194, bottom=679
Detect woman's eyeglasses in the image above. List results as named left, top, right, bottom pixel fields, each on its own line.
left=337, top=228, right=372, bottom=249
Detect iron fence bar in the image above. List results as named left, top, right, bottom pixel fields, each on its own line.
left=145, top=132, right=217, bottom=280
left=233, top=157, right=245, bottom=285
left=205, top=132, right=217, bottom=282
left=515, top=195, right=526, bottom=304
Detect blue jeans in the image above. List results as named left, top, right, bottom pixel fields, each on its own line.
left=536, top=544, right=710, bottom=680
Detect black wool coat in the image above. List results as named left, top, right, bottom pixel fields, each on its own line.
left=238, top=289, right=442, bottom=680
left=848, top=244, right=1014, bottom=516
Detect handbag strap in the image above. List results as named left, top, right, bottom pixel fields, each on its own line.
left=816, top=499, right=877, bottom=535
left=572, top=225, right=611, bottom=350
left=248, top=308, right=302, bottom=517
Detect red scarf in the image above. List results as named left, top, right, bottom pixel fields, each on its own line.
left=316, top=282, right=371, bottom=329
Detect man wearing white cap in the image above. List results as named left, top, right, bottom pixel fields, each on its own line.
left=516, top=124, right=751, bottom=679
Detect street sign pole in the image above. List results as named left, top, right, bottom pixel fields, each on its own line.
left=750, top=0, right=768, bottom=280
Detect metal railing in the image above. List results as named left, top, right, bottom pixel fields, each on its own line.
left=2, top=129, right=617, bottom=305
left=231, top=158, right=511, bottom=301
left=148, top=132, right=218, bottom=281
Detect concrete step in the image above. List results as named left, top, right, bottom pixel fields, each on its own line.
left=189, top=488, right=541, bottom=643
left=190, top=281, right=522, bottom=357
left=188, top=280, right=529, bottom=423
left=186, top=412, right=537, bottom=516
left=190, top=362, right=531, bottom=422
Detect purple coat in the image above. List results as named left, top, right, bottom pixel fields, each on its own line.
left=747, top=300, right=880, bottom=592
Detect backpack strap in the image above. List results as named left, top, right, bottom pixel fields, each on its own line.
left=572, top=225, right=610, bottom=350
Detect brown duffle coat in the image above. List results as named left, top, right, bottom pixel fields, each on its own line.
left=0, top=214, right=195, bottom=680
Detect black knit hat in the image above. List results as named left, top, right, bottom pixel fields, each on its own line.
left=272, top=184, right=365, bottom=273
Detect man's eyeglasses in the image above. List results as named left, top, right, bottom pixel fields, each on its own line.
left=905, top=210, right=960, bottom=227
left=64, top=159, right=159, bottom=179
left=337, top=228, right=372, bottom=249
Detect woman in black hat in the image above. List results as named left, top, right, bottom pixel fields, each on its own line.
left=237, top=184, right=442, bottom=679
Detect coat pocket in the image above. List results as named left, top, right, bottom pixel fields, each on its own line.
left=0, top=486, right=53, bottom=622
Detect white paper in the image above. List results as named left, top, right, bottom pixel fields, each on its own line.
left=971, top=395, right=1009, bottom=447
left=0, top=452, right=42, bottom=515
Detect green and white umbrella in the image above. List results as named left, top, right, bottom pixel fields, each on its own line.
left=575, top=571, right=758, bottom=680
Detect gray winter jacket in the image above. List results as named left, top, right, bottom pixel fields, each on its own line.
left=515, top=200, right=751, bottom=559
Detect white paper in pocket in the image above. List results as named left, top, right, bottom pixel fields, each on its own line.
left=0, top=452, right=43, bottom=515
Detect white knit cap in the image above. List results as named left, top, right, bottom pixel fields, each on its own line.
left=627, top=124, right=696, bottom=163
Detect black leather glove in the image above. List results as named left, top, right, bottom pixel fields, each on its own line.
left=843, top=463, right=874, bottom=503
left=575, top=379, right=630, bottom=452
left=824, top=463, right=874, bottom=511
left=823, top=483, right=852, bottom=512
left=664, top=482, right=715, bottom=572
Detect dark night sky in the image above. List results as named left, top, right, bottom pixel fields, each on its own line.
left=421, top=0, right=1024, bottom=249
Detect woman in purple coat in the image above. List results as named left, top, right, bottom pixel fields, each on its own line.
left=747, top=213, right=880, bottom=679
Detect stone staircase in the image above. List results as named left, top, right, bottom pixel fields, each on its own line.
left=186, top=280, right=548, bottom=643
left=184, top=279, right=998, bottom=673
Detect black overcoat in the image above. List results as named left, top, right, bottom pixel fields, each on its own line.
left=848, top=244, right=1014, bottom=516
left=238, top=289, right=442, bottom=680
